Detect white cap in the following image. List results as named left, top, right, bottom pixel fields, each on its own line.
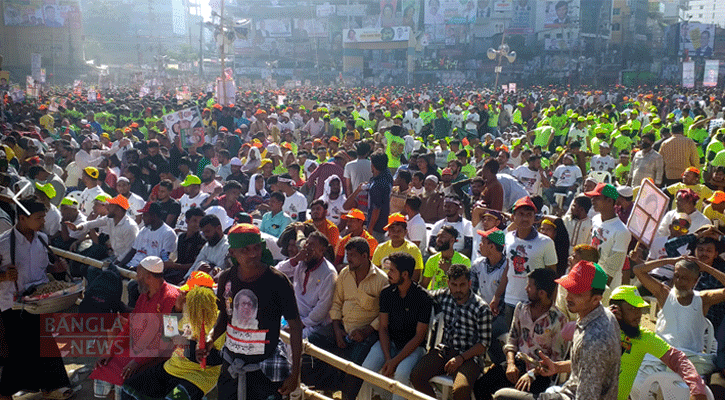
left=282, top=112, right=290, bottom=118
left=230, top=157, right=242, bottom=166
left=139, top=256, right=164, bottom=274
left=617, top=186, right=634, bottom=198
left=599, top=142, right=610, bottom=148
left=269, top=113, right=278, bottom=119
left=413, top=109, right=420, bottom=114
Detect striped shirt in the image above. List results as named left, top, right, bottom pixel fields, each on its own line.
left=659, top=135, right=700, bottom=180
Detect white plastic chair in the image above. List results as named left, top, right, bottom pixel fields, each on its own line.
left=635, top=371, right=715, bottom=400
left=588, top=170, right=613, bottom=184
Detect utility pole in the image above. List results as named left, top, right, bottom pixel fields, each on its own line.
left=199, top=20, right=204, bottom=77
left=219, top=0, right=226, bottom=105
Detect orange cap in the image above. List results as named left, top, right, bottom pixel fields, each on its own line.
left=179, top=271, right=215, bottom=291
left=383, top=213, right=407, bottom=231
left=106, top=194, right=130, bottom=210
left=707, top=191, right=725, bottom=205
left=683, top=167, right=700, bottom=176
left=341, top=209, right=365, bottom=221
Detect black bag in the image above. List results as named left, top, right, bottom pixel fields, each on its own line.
left=79, top=264, right=126, bottom=314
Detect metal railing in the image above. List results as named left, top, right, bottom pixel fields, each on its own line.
left=49, top=246, right=436, bottom=400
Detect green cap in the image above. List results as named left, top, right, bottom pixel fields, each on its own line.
left=180, top=174, right=202, bottom=187
left=35, top=182, right=56, bottom=200
left=610, top=285, right=650, bottom=308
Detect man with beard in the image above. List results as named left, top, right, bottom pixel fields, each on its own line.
left=276, top=231, right=337, bottom=339
left=495, top=260, right=620, bottom=400
left=226, top=157, right=249, bottom=189
left=199, top=165, right=222, bottom=196
left=608, top=285, right=707, bottom=400
left=420, top=175, right=445, bottom=223
left=633, top=256, right=725, bottom=376
left=177, top=175, right=210, bottom=231
left=337, top=209, right=378, bottom=268
left=411, top=264, right=491, bottom=400
left=278, top=173, right=308, bottom=222
left=371, top=214, right=422, bottom=281
left=184, top=215, right=230, bottom=280
left=428, top=196, right=473, bottom=259
left=306, top=238, right=388, bottom=400
left=321, top=175, right=347, bottom=227
left=475, top=268, right=567, bottom=400
left=306, top=199, right=340, bottom=250
left=422, top=225, right=471, bottom=290
left=347, top=252, right=433, bottom=400
left=92, top=256, right=179, bottom=399
left=155, top=180, right=182, bottom=227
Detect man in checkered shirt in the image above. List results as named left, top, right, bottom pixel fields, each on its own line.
left=410, top=263, right=492, bottom=400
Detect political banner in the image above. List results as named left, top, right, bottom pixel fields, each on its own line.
left=703, top=60, right=719, bottom=87
left=679, top=22, right=715, bottom=57
left=580, top=0, right=611, bottom=39
left=682, top=61, right=695, bottom=88
left=424, top=0, right=477, bottom=26
left=0, top=71, right=10, bottom=91
left=343, top=26, right=410, bottom=43
left=508, top=0, right=535, bottom=34
left=3, top=0, right=81, bottom=28
left=627, top=179, right=669, bottom=248
left=294, top=19, right=329, bottom=38
left=539, top=0, right=580, bottom=30
left=162, top=106, right=205, bottom=149
left=255, top=19, right=292, bottom=38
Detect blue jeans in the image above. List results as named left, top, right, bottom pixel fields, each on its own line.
left=543, top=185, right=574, bottom=208
left=360, top=342, right=426, bottom=400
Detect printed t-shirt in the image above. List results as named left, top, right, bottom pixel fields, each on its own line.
left=218, top=265, right=299, bottom=363
left=618, top=328, right=670, bottom=400
left=504, top=230, right=557, bottom=306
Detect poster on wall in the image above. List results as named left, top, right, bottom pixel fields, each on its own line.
left=679, top=22, right=715, bottom=57
left=540, top=0, right=580, bottom=30
left=343, top=26, right=410, bottom=43
left=682, top=61, right=695, bottom=88
left=424, top=0, right=477, bottom=26
left=703, top=60, right=719, bottom=87
left=3, top=0, right=81, bottom=28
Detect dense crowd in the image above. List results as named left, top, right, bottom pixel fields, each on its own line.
left=0, top=84, right=724, bottom=400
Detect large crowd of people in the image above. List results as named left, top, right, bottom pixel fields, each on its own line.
left=0, top=84, right=724, bottom=400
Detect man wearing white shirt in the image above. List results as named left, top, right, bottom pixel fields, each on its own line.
left=511, top=155, right=549, bottom=197
left=656, top=189, right=710, bottom=238
left=302, top=110, right=325, bottom=138
left=184, top=215, right=230, bottom=280
left=428, top=196, right=474, bottom=259
left=544, top=154, right=582, bottom=209
left=585, top=183, right=631, bottom=288
left=78, top=167, right=108, bottom=217
left=177, top=175, right=210, bottom=231
left=75, top=137, right=105, bottom=170
left=275, top=231, right=337, bottom=338
left=65, top=194, right=139, bottom=261
left=279, top=174, right=308, bottom=221
left=562, top=196, right=593, bottom=250
left=404, top=196, right=427, bottom=254
left=115, top=202, right=177, bottom=271
left=115, top=176, right=145, bottom=224
left=589, top=142, right=616, bottom=172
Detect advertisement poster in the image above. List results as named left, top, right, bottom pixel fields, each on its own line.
left=255, top=19, right=292, bottom=38
left=3, top=0, right=81, bottom=28
left=703, top=60, right=719, bottom=87
left=424, top=0, right=477, bottom=26
left=162, top=106, right=205, bottom=149
left=343, top=26, right=410, bottom=43
left=682, top=61, right=695, bottom=88
left=679, top=22, right=715, bottom=57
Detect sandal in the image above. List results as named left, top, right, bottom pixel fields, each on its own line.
left=42, top=386, right=74, bottom=400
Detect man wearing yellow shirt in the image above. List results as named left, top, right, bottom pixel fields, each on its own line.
left=371, top=213, right=424, bottom=282
left=39, top=105, right=55, bottom=131
left=666, top=167, right=713, bottom=212
left=704, top=191, right=725, bottom=228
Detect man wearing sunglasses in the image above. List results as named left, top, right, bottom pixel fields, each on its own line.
left=629, top=213, right=691, bottom=285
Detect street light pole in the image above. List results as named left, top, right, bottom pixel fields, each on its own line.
left=488, top=32, right=516, bottom=89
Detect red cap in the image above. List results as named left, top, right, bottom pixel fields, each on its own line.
left=441, top=167, right=453, bottom=176
left=555, top=261, right=608, bottom=294
left=512, top=196, right=537, bottom=212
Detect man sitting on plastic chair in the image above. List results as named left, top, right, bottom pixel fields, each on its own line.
left=608, top=285, right=708, bottom=400
left=410, top=264, right=492, bottom=400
